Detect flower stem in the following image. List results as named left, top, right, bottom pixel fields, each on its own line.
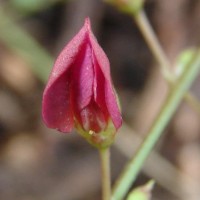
left=99, top=148, right=111, bottom=200
left=112, top=50, right=200, bottom=200
left=134, top=10, right=172, bottom=81
left=134, top=10, right=200, bottom=113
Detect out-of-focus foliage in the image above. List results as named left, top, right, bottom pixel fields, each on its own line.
left=9, top=0, right=65, bottom=14
left=105, top=0, right=145, bottom=15
left=0, top=8, right=53, bottom=82
left=10, top=0, right=47, bottom=14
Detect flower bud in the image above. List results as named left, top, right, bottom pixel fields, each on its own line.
left=42, top=18, right=122, bottom=148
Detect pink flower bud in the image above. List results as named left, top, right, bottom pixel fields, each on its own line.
left=42, top=18, right=122, bottom=148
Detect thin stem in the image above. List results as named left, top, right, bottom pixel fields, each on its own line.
left=112, top=50, right=200, bottom=200
left=99, top=148, right=111, bottom=200
left=134, top=10, right=172, bottom=81
left=134, top=10, right=200, bottom=113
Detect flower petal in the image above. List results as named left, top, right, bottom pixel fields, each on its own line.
left=93, top=56, right=109, bottom=119
left=71, top=40, right=94, bottom=110
left=88, top=20, right=122, bottom=129
left=42, top=73, right=73, bottom=132
left=105, top=82, right=122, bottom=129
left=46, top=20, right=88, bottom=87
left=88, top=23, right=111, bottom=82
left=42, top=20, right=89, bottom=132
left=80, top=100, right=107, bottom=133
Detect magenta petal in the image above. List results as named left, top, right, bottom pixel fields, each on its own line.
left=105, top=82, right=122, bottom=129
left=88, top=26, right=111, bottom=82
left=42, top=19, right=89, bottom=132
left=46, top=20, right=88, bottom=87
left=42, top=74, right=73, bottom=133
left=88, top=21, right=122, bottom=129
left=93, top=57, right=109, bottom=119
left=71, top=41, right=93, bottom=110
left=80, top=100, right=107, bottom=133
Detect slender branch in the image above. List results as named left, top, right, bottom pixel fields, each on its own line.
left=112, top=50, right=200, bottom=200
left=135, top=10, right=172, bottom=81
left=115, top=124, right=191, bottom=199
left=99, top=148, right=111, bottom=200
left=134, top=10, right=200, bottom=114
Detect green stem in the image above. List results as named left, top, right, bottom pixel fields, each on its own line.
left=112, top=50, right=200, bottom=200
left=134, top=10, right=172, bottom=81
left=134, top=10, right=200, bottom=113
left=99, top=148, right=111, bottom=200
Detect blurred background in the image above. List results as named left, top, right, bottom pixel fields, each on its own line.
left=0, top=0, right=200, bottom=199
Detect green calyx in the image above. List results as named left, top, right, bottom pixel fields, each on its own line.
left=75, top=119, right=117, bottom=149
left=127, top=180, right=155, bottom=200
